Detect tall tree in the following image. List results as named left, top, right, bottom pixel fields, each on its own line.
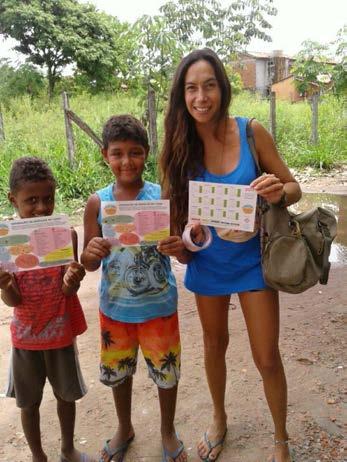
left=0, top=59, right=45, bottom=103
left=292, top=40, right=335, bottom=95
left=332, top=25, right=347, bottom=96
left=0, top=0, right=126, bottom=97
left=132, top=14, right=185, bottom=154
left=160, top=0, right=277, bottom=60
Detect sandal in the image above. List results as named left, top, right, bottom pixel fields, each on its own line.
left=99, top=435, right=134, bottom=462
left=162, top=438, right=186, bottom=462
left=199, top=429, right=227, bottom=462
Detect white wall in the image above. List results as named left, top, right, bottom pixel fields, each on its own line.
left=255, top=60, right=268, bottom=94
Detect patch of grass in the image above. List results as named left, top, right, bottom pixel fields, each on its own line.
left=0, top=92, right=345, bottom=217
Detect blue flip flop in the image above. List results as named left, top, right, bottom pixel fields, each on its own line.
left=99, top=435, right=134, bottom=462
left=200, top=429, right=227, bottom=462
left=162, top=438, right=185, bottom=462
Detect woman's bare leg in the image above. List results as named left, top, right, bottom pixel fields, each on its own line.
left=239, top=289, right=291, bottom=462
left=195, top=294, right=230, bottom=461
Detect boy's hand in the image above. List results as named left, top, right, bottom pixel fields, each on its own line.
left=0, top=266, right=21, bottom=306
left=84, top=237, right=111, bottom=263
left=63, top=262, right=86, bottom=289
left=157, top=236, right=186, bottom=258
left=0, top=269, right=13, bottom=291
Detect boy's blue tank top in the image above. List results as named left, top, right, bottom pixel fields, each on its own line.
left=96, top=181, right=177, bottom=322
left=184, top=117, right=267, bottom=295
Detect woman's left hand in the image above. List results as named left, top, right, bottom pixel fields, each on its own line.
left=157, top=236, right=186, bottom=258
left=250, top=173, right=284, bottom=204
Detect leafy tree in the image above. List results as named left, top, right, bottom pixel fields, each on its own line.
left=0, top=0, right=126, bottom=97
left=292, top=40, right=335, bottom=96
left=133, top=14, right=185, bottom=107
left=160, top=0, right=277, bottom=60
left=224, top=64, right=243, bottom=94
left=331, top=26, right=347, bottom=96
left=71, top=14, right=136, bottom=93
left=0, top=59, right=45, bottom=103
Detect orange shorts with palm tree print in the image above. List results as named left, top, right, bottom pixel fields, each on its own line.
left=99, top=310, right=181, bottom=389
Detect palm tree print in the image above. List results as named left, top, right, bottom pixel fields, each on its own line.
left=118, top=356, right=136, bottom=375
left=160, top=351, right=179, bottom=382
left=100, top=364, right=117, bottom=381
left=101, top=330, right=115, bottom=349
left=145, top=357, right=167, bottom=382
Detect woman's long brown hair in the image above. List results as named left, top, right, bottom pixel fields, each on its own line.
left=160, top=48, right=232, bottom=235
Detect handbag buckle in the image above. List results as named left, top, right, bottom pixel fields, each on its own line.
left=289, top=219, right=301, bottom=237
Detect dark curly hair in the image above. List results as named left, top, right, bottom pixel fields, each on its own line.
left=9, top=157, right=56, bottom=193
left=102, top=114, right=149, bottom=151
left=159, top=48, right=231, bottom=235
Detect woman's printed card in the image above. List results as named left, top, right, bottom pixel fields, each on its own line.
left=101, top=200, right=170, bottom=247
left=0, top=215, right=73, bottom=272
left=188, top=180, right=257, bottom=231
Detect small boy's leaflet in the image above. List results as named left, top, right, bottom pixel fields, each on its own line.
left=101, top=200, right=170, bottom=247
left=0, top=215, right=74, bottom=272
left=188, top=180, right=257, bottom=232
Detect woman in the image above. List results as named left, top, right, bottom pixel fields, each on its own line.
left=159, top=48, right=301, bottom=462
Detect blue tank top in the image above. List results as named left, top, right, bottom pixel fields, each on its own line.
left=184, top=117, right=267, bottom=295
left=96, top=181, right=177, bottom=322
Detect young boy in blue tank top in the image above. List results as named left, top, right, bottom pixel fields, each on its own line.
left=81, top=115, right=187, bottom=462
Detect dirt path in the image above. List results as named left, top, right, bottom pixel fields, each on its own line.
left=0, top=174, right=346, bottom=462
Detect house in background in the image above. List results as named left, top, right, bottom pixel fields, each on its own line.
left=232, top=50, right=295, bottom=96
left=271, top=75, right=322, bottom=103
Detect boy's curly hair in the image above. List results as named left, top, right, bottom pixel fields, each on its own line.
left=102, top=114, right=149, bottom=151
left=9, top=157, right=56, bottom=193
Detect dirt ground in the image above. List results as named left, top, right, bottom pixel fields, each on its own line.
left=0, top=172, right=346, bottom=462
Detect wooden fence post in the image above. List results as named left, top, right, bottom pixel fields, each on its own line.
left=147, top=86, right=158, bottom=156
left=310, top=93, right=319, bottom=145
left=269, top=91, right=276, bottom=142
left=62, top=92, right=75, bottom=167
left=0, top=107, right=5, bottom=141
left=66, top=110, right=102, bottom=148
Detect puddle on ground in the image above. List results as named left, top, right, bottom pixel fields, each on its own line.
left=290, top=192, right=347, bottom=265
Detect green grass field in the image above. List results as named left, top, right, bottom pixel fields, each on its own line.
left=0, top=91, right=346, bottom=216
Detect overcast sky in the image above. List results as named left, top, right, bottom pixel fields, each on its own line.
left=1, top=0, right=345, bottom=63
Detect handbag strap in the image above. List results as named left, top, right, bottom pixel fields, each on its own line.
left=246, top=118, right=269, bottom=214
left=246, top=118, right=261, bottom=175
left=319, top=222, right=332, bottom=285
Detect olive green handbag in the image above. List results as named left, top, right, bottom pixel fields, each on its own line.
left=246, top=120, right=337, bottom=294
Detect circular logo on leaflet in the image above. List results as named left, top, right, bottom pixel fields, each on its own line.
left=15, top=253, right=39, bottom=269
left=104, top=205, right=117, bottom=215
left=119, top=232, right=140, bottom=245
left=242, top=205, right=254, bottom=214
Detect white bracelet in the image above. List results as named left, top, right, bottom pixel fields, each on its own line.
left=182, top=224, right=213, bottom=252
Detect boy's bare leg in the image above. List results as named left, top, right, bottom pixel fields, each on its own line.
left=56, top=395, right=96, bottom=462
left=21, top=403, right=48, bottom=462
left=158, top=385, right=187, bottom=462
left=100, top=377, right=135, bottom=462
